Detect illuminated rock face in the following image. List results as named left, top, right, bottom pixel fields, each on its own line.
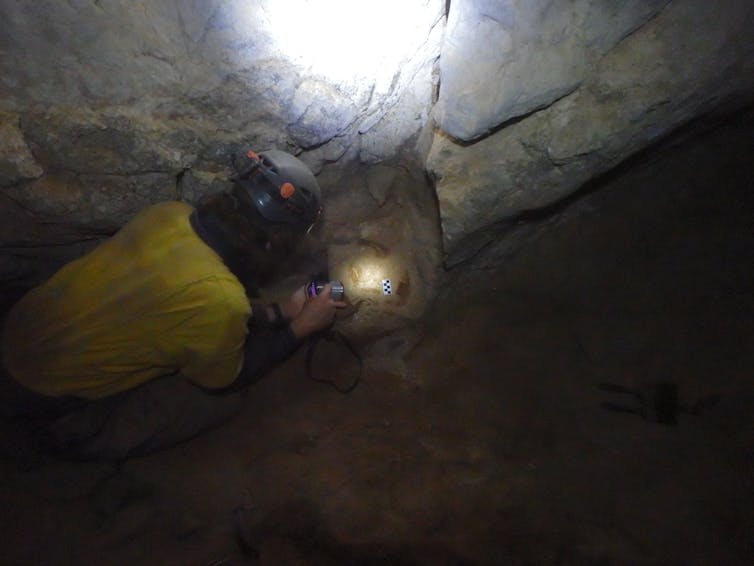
left=435, top=0, right=672, bottom=142
left=0, top=0, right=753, bottom=332
left=0, top=0, right=445, bottom=302
left=429, top=0, right=754, bottom=262
left=0, top=113, right=43, bottom=186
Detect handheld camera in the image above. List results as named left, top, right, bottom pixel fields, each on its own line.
left=307, top=280, right=345, bottom=301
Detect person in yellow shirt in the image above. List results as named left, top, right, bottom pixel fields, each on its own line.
left=0, top=149, right=345, bottom=461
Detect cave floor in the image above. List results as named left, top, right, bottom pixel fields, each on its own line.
left=0, top=291, right=751, bottom=566
left=1, top=117, right=753, bottom=565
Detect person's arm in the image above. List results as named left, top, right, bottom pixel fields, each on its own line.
left=249, top=285, right=307, bottom=328
left=220, top=284, right=346, bottom=392
left=232, top=324, right=301, bottom=390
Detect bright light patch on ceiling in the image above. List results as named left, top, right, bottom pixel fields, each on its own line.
left=259, top=0, right=430, bottom=88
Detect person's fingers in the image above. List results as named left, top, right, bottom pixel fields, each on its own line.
left=316, top=284, right=348, bottom=307
left=281, top=286, right=307, bottom=319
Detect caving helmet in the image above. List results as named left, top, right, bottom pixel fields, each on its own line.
left=231, top=149, right=322, bottom=234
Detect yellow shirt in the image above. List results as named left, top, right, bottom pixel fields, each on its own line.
left=1, top=201, right=251, bottom=399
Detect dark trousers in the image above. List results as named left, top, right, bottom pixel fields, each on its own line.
left=0, top=370, right=245, bottom=461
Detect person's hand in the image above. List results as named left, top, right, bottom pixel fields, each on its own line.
left=289, top=284, right=347, bottom=339
left=280, top=285, right=307, bottom=320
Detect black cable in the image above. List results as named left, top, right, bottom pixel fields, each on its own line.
left=305, top=329, right=362, bottom=394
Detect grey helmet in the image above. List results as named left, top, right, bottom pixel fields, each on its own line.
left=232, top=149, right=322, bottom=233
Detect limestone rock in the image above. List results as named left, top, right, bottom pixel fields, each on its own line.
left=328, top=169, right=442, bottom=341
left=358, top=61, right=437, bottom=164
left=436, top=0, right=671, bottom=141
left=3, top=172, right=177, bottom=230
left=359, top=12, right=446, bottom=163
left=0, top=0, right=441, bottom=165
left=429, top=0, right=754, bottom=261
left=298, top=138, right=353, bottom=175
left=177, top=170, right=233, bottom=206
left=0, top=113, right=43, bottom=186
left=287, top=79, right=359, bottom=148
left=22, top=108, right=198, bottom=175
left=0, top=0, right=446, bottom=343
left=1, top=0, right=752, bottom=341
left=365, top=166, right=398, bottom=207
left=319, top=163, right=383, bottom=239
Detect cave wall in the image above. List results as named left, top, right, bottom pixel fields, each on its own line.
left=429, top=0, right=754, bottom=263
left=0, top=0, right=445, bottom=335
left=1, top=0, right=753, bottom=330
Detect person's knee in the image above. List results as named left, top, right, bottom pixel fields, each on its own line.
left=46, top=376, right=246, bottom=461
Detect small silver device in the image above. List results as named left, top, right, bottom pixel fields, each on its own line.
left=307, top=280, right=345, bottom=301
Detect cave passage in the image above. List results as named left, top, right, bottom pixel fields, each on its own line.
left=0, top=107, right=752, bottom=566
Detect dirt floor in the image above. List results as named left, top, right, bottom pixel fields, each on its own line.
left=1, top=115, right=753, bottom=565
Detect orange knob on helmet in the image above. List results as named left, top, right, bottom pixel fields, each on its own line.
left=280, top=182, right=296, bottom=199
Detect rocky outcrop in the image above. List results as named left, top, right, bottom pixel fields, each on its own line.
left=435, top=0, right=672, bottom=141
left=428, top=0, right=754, bottom=263
left=0, top=0, right=444, bottom=170
left=1, top=0, right=753, bottom=335
left=0, top=0, right=445, bottom=325
left=3, top=172, right=177, bottom=231
left=0, top=113, right=43, bottom=186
